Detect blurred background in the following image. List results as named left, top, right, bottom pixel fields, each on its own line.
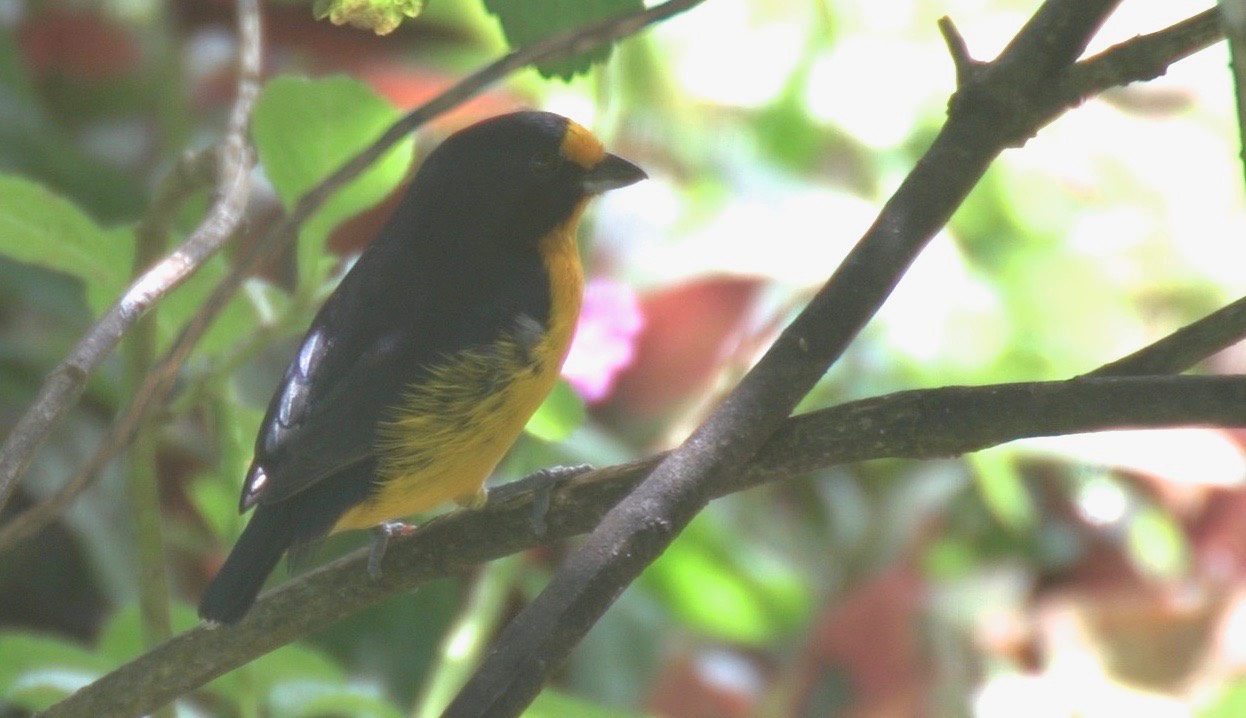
left=2, top=0, right=1246, bottom=715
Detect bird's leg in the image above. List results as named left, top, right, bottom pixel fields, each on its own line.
left=368, top=521, right=416, bottom=580
left=482, top=464, right=593, bottom=536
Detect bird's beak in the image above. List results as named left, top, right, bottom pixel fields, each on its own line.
left=581, top=153, right=647, bottom=194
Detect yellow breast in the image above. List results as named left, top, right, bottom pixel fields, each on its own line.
left=331, top=202, right=587, bottom=532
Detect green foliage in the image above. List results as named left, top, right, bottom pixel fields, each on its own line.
left=0, top=602, right=391, bottom=714
left=483, top=0, right=643, bottom=80
left=1125, top=505, right=1188, bottom=580
left=969, top=450, right=1035, bottom=532
left=0, top=174, right=262, bottom=359
left=524, top=689, right=652, bottom=718
left=0, top=633, right=109, bottom=711
left=252, top=74, right=415, bottom=289
left=1203, top=680, right=1246, bottom=718
left=525, top=379, right=587, bottom=442
left=0, top=174, right=133, bottom=299
left=642, top=510, right=810, bottom=644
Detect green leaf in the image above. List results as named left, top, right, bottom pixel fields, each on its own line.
left=0, top=633, right=108, bottom=710
left=969, top=449, right=1035, bottom=532
left=642, top=512, right=809, bottom=644
left=204, top=640, right=347, bottom=705
left=1202, top=679, right=1246, bottom=717
left=483, top=0, right=643, bottom=80
left=191, top=470, right=241, bottom=541
left=0, top=174, right=133, bottom=299
left=0, top=27, right=35, bottom=103
left=313, top=0, right=427, bottom=35
left=154, top=254, right=262, bottom=357
left=525, top=379, right=587, bottom=442
left=523, top=689, right=651, bottom=718
left=270, top=680, right=404, bottom=718
left=95, top=603, right=203, bottom=665
left=252, top=75, right=415, bottom=289
left=1126, top=506, right=1188, bottom=579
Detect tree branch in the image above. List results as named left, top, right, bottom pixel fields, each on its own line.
left=1087, top=292, right=1246, bottom=377
left=1217, top=0, right=1246, bottom=176
left=448, top=2, right=1142, bottom=714
left=40, top=373, right=1246, bottom=717
left=35, top=3, right=1233, bottom=716
left=0, top=0, right=710, bottom=553
left=1062, top=7, right=1221, bottom=99
left=0, top=0, right=262, bottom=512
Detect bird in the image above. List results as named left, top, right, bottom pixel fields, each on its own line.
left=198, top=111, right=646, bottom=625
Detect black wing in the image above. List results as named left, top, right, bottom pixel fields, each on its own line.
left=237, top=217, right=552, bottom=512
left=238, top=242, right=425, bottom=510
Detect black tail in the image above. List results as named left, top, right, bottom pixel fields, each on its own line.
left=198, top=504, right=295, bottom=625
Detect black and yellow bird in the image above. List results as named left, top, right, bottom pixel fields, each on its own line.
left=198, top=111, right=646, bottom=625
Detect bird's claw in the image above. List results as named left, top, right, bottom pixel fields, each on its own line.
left=367, top=521, right=416, bottom=581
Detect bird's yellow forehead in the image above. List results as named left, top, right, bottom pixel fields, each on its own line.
left=559, top=120, right=606, bottom=170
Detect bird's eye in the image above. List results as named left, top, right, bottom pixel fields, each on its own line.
left=530, top=152, right=559, bottom=177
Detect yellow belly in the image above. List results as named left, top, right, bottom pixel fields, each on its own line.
left=331, top=205, right=586, bottom=532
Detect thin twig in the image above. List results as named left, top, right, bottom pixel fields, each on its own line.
left=1087, top=293, right=1246, bottom=377
left=937, top=17, right=980, bottom=87
left=0, top=0, right=261, bottom=550
left=41, top=372, right=1246, bottom=717
left=0, top=0, right=262, bottom=513
left=1062, top=7, right=1222, bottom=99
left=1217, top=0, right=1246, bottom=172
left=0, top=0, right=708, bottom=553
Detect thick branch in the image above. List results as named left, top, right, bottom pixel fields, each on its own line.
left=40, top=374, right=1246, bottom=718
left=448, top=2, right=1131, bottom=714
left=0, top=0, right=261, bottom=512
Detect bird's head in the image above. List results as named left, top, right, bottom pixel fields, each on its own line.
left=411, top=111, right=647, bottom=247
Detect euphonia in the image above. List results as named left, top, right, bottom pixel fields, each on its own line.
left=198, top=111, right=646, bottom=625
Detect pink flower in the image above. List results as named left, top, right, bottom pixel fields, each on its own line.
left=563, top=277, right=645, bottom=403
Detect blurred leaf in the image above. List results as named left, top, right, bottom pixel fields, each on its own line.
left=565, top=586, right=662, bottom=708
left=0, top=27, right=35, bottom=103
left=314, top=0, right=427, bottom=34
left=95, top=603, right=202, bottom=665
left=482, top=0, right=643, bottom=80
left=525, top=379, right=587, bottom=442
left=0, top=35, right=144, bottom=221
left=270, top=680, right=404, bottom=718
left=6, top=668, right=98, bottom=711
left=193, top=386, right=268, bottom=540
left=191, top=469, right=241, bottom=542
left=205, top=639, right=347, bottom=704
left=642, top=512, right=809, bottom=644
left=969, top=450, right=1035, bottom=532
left=0, top=633, right=108, bottom=710
left=0, top=174, right=133, bottom=296
left=922, top=536, right=979, bottom=580
left=154, top=254, right=261, bottom=358
left=1125, top=506, right=1188, bottom=579
left=1202, top=679, right=1246, bottom=717
left=252, top=75, right=414, bottom=289
left=523, top=688, right=651, bottom=718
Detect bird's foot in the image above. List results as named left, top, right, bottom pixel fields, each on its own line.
left=486, top=464, right=593, bottom=536
left=367, top=521, right=417, bottom=581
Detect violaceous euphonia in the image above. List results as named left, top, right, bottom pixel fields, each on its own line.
left=197, top=111, right=646, bottom=625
